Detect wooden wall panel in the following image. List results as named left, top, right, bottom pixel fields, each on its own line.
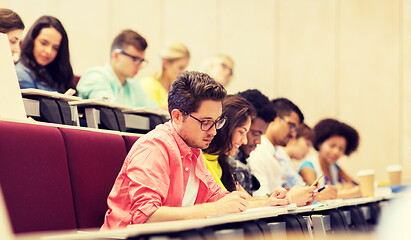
left=276, top=0, right=337, bottom=126
left=109, top=0, right=163, bottom=78
left=338, top=0, right=401, bottom=182
left=163, top=0, right=218, bottom=73
left=57, top=0, right=111, bottom=75
left=219, top=0, right=276, bottom=95
left=402, top=0, right=411, bottom=183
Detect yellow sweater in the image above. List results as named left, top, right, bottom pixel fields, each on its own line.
left=202, top=153, right=227, bottom=190
left=140, top=75, right=168, bottom=109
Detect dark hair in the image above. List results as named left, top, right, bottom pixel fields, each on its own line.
left=314, top=118, right=359, bottom=156
left=237, top=89, right=276, bottom=123
left=20, top=15, right=74, bottom=93
left=0, top=8, right=24, bottom=33
left=204, top=95, right=256, bottom=192
left=271, top=98, right=304, bottom=123
left=297, top=123, right=315, bottom=144
left=111, top=29, right=147, bottom=54
left=168, top=71, right=227, bottom=115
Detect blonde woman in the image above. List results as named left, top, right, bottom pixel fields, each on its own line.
left=141, top=42, right=190, bottom=108
left=200, top=54, right=234, bottom=87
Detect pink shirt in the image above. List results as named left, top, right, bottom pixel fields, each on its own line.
left=102, top=121, right=228, bottom=229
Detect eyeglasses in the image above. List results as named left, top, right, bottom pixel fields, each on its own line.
left=280, top=117, right=297, bottom=133
left=184, top=111, right=226, bottom=131
left=114, top=49, right=148, bottom=66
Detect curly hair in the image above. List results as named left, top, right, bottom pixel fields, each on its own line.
left=314, top=118, right=360, bottom=156
left=238, top=89, right=276, bottom=123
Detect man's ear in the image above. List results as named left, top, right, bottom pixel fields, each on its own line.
left=111, top=50, right=119, bottom=60
left=171, top=109, right=184, bottom=124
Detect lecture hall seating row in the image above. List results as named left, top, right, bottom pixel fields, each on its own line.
left=0, top=119, right=139, bottom=233
left=0, top=119, right=384, bottom=238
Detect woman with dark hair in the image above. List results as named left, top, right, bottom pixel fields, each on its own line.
left=15, top=15, right=74, bottom=93
left=0, top=8, right=25, bottom=57
left=203, top=95, right=289, bottom=207
left=299, top=118, right=361, bottom=199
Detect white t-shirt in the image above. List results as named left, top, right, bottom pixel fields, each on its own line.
left=248, top=136, right=284, bottom=198
left=182, top=160, right=199, bottom=206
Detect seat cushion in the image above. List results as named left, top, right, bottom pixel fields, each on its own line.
left=123, top=135, right=140, bottom=153
left=59, top=128, right=127, bottom=229
left=0, top=121, right=77, bottom=233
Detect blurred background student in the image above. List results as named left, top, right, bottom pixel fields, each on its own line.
left=15, top=15, right=75, bottom=93
left=299, top=118, right=362, bottom=199
left=140, top=42, right=190, bottom=109
left=277, top=123, right=315, bottom=189
left=200, top=54, right=234, bottom=87
left=77, top=29, right=158, bottom=109
left=0, top=8, right=24, bottom=61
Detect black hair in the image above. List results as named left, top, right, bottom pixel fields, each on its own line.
left=314, top=118, right=359, bottom=156
left=20, top=15, right=74, bottom=93
left=271, top=98, right=304, bottom=123
left=237, top=89, right=276, bottom=123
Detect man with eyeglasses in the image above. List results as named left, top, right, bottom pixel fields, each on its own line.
left=248, top=98, right=316, bottom=206
left=102, top=71, right=249, bottom=229
left=77, top=29, right=158, bottom=109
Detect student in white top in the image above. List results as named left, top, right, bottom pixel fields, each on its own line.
left=249, top=98, right=316, bottom=206
left=277, top=123, right=315, bottom=189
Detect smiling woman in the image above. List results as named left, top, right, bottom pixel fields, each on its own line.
left=203, top=95, right=256, bottom=192
left=15, top=15, right=74, bottom=93
left=298, top=118, right=361, bottom=200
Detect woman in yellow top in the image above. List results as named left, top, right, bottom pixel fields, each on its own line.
left=140, top=42, right=190, bottom=109
left=203, top=95, right=289, bottom=207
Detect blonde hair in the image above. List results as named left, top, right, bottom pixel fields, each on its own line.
left=200, top=54, right=234, bottom=74
left=155, top=42, right=190, bottom=78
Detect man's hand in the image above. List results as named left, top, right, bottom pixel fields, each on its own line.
left=264, top=187, right=289, bottom=206
left=212, top=191, right=249, bottom=214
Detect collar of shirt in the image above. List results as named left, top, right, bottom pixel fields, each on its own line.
left=165, top=121, right=200, bottom=162
left=261, top=135, right=277, bottom=155
left=105, top=63, right=132, bottom=88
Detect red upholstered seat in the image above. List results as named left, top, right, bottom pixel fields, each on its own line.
left=0, top=121, right=76, bottom=233
left=123, top=135, right=140, bottom=153
left=59, top=128, right=127, bottom=229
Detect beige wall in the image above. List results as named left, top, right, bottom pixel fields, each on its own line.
left=2, top=0, right=410, bottom=183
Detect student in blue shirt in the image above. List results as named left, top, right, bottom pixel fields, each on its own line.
left=77, top=29, right=158, bottom=109
left=16, top=16, right=74, bottom=93
left=299, top=118, right=362, bottom=199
